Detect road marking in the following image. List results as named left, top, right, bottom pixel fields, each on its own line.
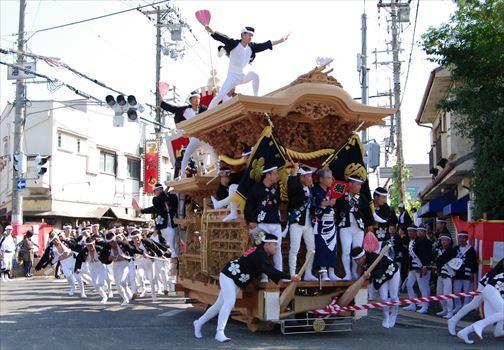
left=158, top=309, right=186, bottom=317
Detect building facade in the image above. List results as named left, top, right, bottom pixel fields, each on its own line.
left=0, top=100, right=172, bottom=228
left=415, top=67, right=473, bottom=220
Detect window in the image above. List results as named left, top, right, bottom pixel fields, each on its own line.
left=77, top=139, right=81, bottom=153
left=127, top=158, right=141, bottom=179
left=2, top=136, right=8, bottom=156
left=100, top=150, right=116, bottom=175
left=57, top=133, right=62, bottom=148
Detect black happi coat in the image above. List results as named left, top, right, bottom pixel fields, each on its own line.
left=244, top=182, right=280, bottom=224
left=479, top=258, right=504, bottom=297
left=389, top=234, right=408, bottom=264
left=211, top=32, right=273, bottom=64
left=35, top=242, right=54, bottom=270
left=133, top=238, right=165, bottom=258
left=160, top=102, right=207, bottom=124
left=141, top=191, right=178, bottom=230
left=453, top=245, right=478, bottom=280
left=362, top=252, right=399, bottom=289
left=335, top=193, right=374, bottom=230
left=103, top=240, right=142, bottom=262
left=374, top=203, right=397, bottom=245
left=74, top=245, right=109, bottom=271
left=411, top=237, right=433, bottom=269
left=434, top=246, right=457, bottom=278
left=287, top=176, right=313, bottom=226
left=222, top=245, right=290, bottom=288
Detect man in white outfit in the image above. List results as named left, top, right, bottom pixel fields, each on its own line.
left=0, top=225, right=15, bottom=281
left=205, top=25, right=289, bottom=109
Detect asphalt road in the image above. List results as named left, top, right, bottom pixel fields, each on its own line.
left=0, top=277, right=502, bottom=350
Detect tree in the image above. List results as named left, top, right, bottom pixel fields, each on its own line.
left=421, top=0, right=504, bottom=220
left=389, top=164, right=420, bottom=212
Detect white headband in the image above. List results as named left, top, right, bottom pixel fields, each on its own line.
left=241, top=28, right=254, bottom=35
left=261, top=236, right=278, bottom=243
left=347, top=176, right=364, bottom=183
left=352, top=250, right=365, bottom=260
left=263, top=166, right=278, bottom=174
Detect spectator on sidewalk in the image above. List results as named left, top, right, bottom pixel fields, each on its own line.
left=18, top=231, right=36, bottom=277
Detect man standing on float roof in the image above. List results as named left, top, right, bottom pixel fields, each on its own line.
left=204, top=25, right=289, bottom=109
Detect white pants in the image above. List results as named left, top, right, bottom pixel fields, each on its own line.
left=208, top=71, right=259, bottom=109
left=60, top=256, right=81, bottom=293
left=214, top=184, right=238, bottom=209
left=112, top=260, right=130, bottom=303
left=436, top=276, right=454, bottom=314
left=136, top=257, right=156, bottom=298
left=379, top=270, right=401, bottom=324
left=288, top=223, right=315, bottom=276
left=180, top=138, right=217, bottom=179
left=340, top=224, right=364, bottom=279
left=197, top=273, right=240, bottom=333
left=257, top=223, right=283, bottom=271
left=87, top=261, right=108, bottom=299
left=450, top=283, right=484, bottom=326
left=406, top=270, right=431, bottom=309
left=460, top=284, right=504, bottom=337
left=105, top=264, right=115, bottom=295
left=154, top=259, right=169, bottom=293
left=161, top=226, right=178, bottom=258
left=128, top=260, right=137, bottom=293
left=453, top=279, right=473, bottom=309
left=1, top=252, right=14, bottom=272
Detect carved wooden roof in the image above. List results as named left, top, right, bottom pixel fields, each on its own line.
left=177, top=67, right=395, bottom=157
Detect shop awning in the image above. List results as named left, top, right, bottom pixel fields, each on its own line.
left=418, top=190, right=456, bottom=217
left=443, top=194, right=470, bottom=217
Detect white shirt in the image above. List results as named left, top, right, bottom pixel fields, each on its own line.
left=228, top=44, right=252, bottom=74
left=150, top=235, right=160, bottom=243
left=52, top=244, right=71, bottom=260
left=0, top=235, right=16, bottom=252
left=183, top=107, right=198, bottom=120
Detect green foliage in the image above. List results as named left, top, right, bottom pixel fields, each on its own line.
left=389, top=164, right=419, bottom=211
left=421, top=0, right=504, bottom=220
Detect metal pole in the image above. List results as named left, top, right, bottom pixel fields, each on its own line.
left=155, top=7, right=162, bottom=134
left=391, top=2, right=406, bottom=203
left=360, top=12, right=368, bottom=143
left=11, top=0, right=26, bottom=225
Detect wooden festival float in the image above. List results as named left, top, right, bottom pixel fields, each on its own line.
left=166, top=63, right=395, bottom=334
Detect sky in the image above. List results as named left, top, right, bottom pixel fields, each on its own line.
left=0, top=0, right=456, bottom=168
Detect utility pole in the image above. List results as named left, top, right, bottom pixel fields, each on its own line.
left=377, top=0, right=408, bottom=204
left=359, top=12, right=369, bottom=143
left=155, top=7, right=162, bottom=134
left=11, top=0, right=26, bottom=225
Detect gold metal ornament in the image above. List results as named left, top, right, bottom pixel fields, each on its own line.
left=249, top=157, right=265, bottom=182
left=344, top=162, right=367, bottom=182
left=313, top=318, right=326, bottom=332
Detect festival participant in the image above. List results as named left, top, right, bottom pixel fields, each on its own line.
left=160, top=91, right=207, bottom=124
left=51, top=236, right=85, bottom=297
left=205, top=25, right=289, bottom=108
left=404, top=225, right=432, bottom=314
left=105, top=232, right=140, bottom=306
left=434, top=233, right=457, bottom=318
left=211, top=145, right=251, bottom=222
left=312, top=169, right=337, bottom=281
left=193, top=233, right=297, bottom=342
left=372, top=187, right=397, bottom=249
left=388, top=224, right=407, bottom=278
left=455, top=258, right=504, bottom=344
left=452, top=231, right=478, bottom=313
left=74, top=237, right=109, bottom=303
left=244, top=166, right=283, bottom=272
left=287, top=164, right=316, bottom=281
left=351, top=246, right=400, bottom=328
left=335, top=174, right=373, bottom=280
left=134, top=183, right=179, bottom=269
left=0, top=225, right=16, bottom=281
left=397, top=203, right=412, bottom=232
left=148, top=229, right=172, bottom=294
left=130, top=229, right=164, bottom=302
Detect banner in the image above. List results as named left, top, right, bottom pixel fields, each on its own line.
left=144, top=140, right=159, bottom=194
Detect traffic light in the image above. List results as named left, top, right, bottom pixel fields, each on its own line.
left=13, top=152, right=26, bottom=173
left=105, top=94, right=144, bottom=126
left=34, top=154, right=49, bottom=177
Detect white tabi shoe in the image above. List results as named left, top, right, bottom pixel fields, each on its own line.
left=100, top=295, right=108, bottom=304
left=215, top=331, right=231, bottom=343
left=68, top=290, right=75, bottom=296
left=448, top=317, right=458, bottom=336
left=80, top=292, right=87, bottom=299
left=436, top=310, right=447, bottom=317
left=443, top=312, right=454, bottom=319
left=211, top=196, right=221, bottom=209
left=120, top=300, right=129, bottom=307
left=417, top=307, right=429, bottom=314
left=303, top=273, right=318, bottom=282
left=403, top=304, right=417, bottom=312
left=473, top=323, right=484, bottom=340
left=194, top=320, right=203, bottom=339
left=457, top=328, right=474, bottom=344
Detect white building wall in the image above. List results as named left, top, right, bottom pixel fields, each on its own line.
left=0, top=101, right=152, bottom=220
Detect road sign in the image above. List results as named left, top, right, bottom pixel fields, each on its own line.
left=16, top=178, right=26, bottom=190
left=7, top=61, right=36, bottom=80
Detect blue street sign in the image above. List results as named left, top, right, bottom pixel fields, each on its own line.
left=16, top=178, right=26, bottom=190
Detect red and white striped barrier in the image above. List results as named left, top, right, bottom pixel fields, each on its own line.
left=312, top=291, right=482, bottom=317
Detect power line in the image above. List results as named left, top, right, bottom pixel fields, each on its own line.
left=7, top=0, right=170, bottom=37
left=399, top=0, right=420, bottom=108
